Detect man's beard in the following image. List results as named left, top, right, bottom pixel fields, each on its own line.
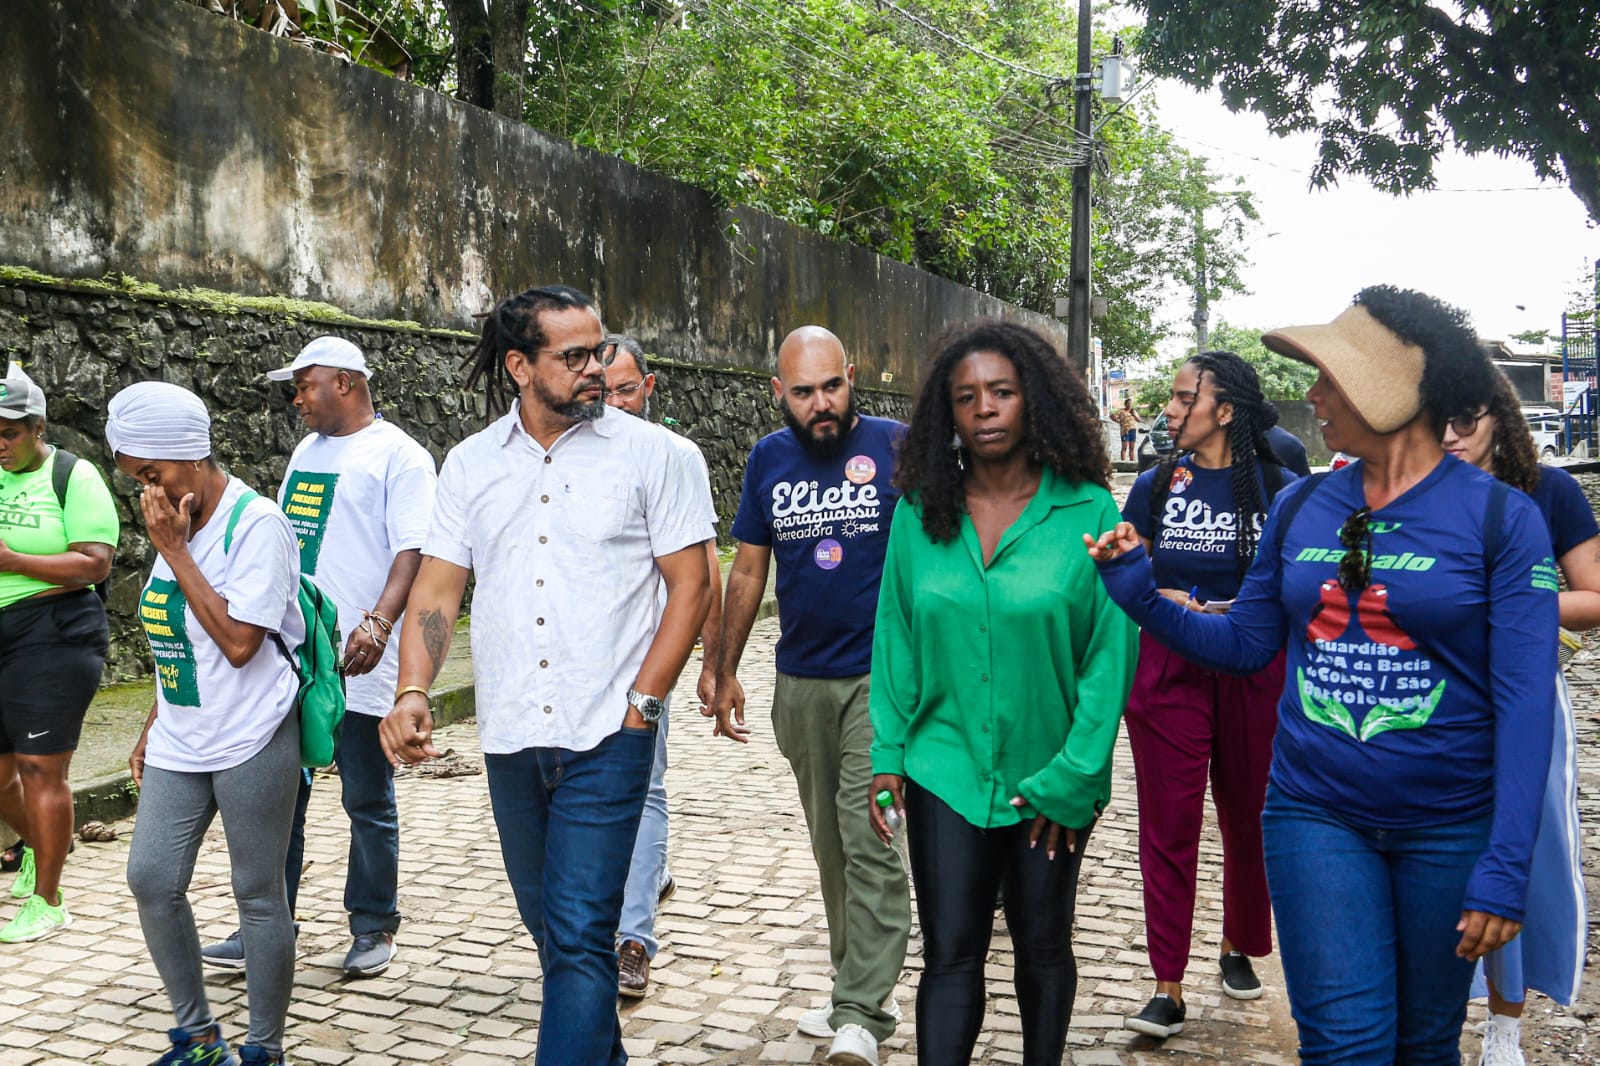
left=533, top=374, right=606, bottom=422
left=782, top=393, right=856, bottom=457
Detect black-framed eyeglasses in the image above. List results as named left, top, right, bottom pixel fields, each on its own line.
left=1446, top=410, right=1487, bottom=437
left=538, top=341, right=619, bottom=373
left=1337, top=506, right=1373, bottom=590
left=608, top=381, right=647, bottom=397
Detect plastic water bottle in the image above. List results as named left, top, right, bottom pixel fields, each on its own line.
left=876, top=790, right=910, bottom=875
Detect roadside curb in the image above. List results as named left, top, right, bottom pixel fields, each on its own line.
left=68, top=593, right=776, bottom=826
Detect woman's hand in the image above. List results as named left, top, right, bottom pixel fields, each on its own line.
left=1456, top=910, right=1521, bottom=961
left=129, top=727, right=150, bottom=788
left=1157, top=587, right=1205, bottom=611
left=1083, top=522, right=1141, bottom=563
left=870, top=773, right=905, bottom=846
left=1010, top=796, right=1076, bottom=860
left=140, top=488, right=194, bottom=561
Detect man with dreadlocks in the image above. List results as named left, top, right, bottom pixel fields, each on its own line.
left=379, top=285, right=714, bottom=1066
left=1118, top=350, right=1299, bottom=1041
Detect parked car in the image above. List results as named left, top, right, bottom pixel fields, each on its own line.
left=1526, top=415, right=1565, bottom=459
left=1136, top=412, right=1174, bottom=471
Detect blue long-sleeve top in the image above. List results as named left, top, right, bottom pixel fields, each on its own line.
left=1097, top=457, right=1557, bottom=921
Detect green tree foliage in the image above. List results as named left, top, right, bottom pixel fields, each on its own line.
left=1132, top=318, right=1316, bottom=410
left=311, top=0, right=1264, bottom=361
left=1131, top=0, right=1600, bottom=222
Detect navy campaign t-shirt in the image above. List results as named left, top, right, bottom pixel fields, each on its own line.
left=731, top=415, right=905, bottom=678
left=1123, top=456, right=1298, bottom=603
left=1531, top=464, right=1599, bottom=556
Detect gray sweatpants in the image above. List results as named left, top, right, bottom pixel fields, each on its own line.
left=127, top=711, right=300, bottom=1055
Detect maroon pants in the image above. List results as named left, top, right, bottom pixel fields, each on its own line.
left=1124, top=630, right=1281, bottom=983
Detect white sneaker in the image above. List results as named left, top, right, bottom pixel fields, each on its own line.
left=797, top=998, right=903, bottom=1038
left=1476, top=1016, right=1526, bottom=1066
left=826, top=1023, right=879, bottom=1066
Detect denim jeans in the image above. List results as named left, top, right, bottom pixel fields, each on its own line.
left=1263, top=783, right=1493, bottom=1065
left=285, top=713, right=400, bottom=934
left=486, top=725, right=655, bottom=1066
left=618, top=703, right=670, bottom=956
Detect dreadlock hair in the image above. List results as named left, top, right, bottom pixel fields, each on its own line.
left=895, top=319, right=1109, bottom=544
left=1481, top=369, right=1541, bottom=495
left=465, top=285, right=597, bottom=418
left=1149, top=350, right=1286, bottom=576
left=1354, top=285, right=1495, bottom=439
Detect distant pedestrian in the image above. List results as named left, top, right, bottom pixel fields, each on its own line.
left=1112, top=397, right=1139, bottom=461
left=870, top=320, right=1137, bottom=1066
left=201, top=336, right=437, bottom=979
left=712, top=325, right=910, bottom=1066
left=1266, top=423, right=1312, bottom=477
left=380, top=286, right=714, bottom=1066
left=0, top=362, right=117, bottom=944
left=602, top=334, right=722, bottom=999
left=111, top=381, right=302, bottom=1066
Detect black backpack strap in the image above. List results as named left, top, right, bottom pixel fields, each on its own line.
left=1483, top=478, right=1508, bottom=568
left=1264, top=470, right=1329, bottom=564
left=50, top=448, right=77, bottom=509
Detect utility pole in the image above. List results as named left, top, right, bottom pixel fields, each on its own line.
left=1065, top=0, right=1093, bottom=375
left=1191, top=206, right=1209, bottom=353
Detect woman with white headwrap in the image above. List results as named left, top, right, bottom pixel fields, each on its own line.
left=109, top=381, right=301, bottom=1066
left=0, top=363, right=117, bottom=945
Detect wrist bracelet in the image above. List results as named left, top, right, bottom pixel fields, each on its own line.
left=395, top=685, right=430, bottom=702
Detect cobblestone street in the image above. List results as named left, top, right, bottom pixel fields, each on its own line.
left=2, top=614, right=1597, bottom=1064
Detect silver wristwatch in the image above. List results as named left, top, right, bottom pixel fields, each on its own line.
left=626, top=687, right=667, bottom=723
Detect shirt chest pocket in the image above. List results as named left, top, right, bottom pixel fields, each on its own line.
left=560, top=489, right=631, bottom=542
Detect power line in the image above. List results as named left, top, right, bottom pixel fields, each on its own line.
left=864, top=0, right=1067, bottom=85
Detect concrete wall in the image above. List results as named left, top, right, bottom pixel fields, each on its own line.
left=0, top=0, right=1068, bottom=381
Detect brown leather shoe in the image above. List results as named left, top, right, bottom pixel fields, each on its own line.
left=618, top=939, right=650, bottom=998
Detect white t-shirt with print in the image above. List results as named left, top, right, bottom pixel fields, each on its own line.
left=279, top=419, right=438, bottom=717
left=140, top=477, right=304, bottom=773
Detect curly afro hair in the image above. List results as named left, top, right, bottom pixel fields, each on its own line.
left=1481, top=369, right=1541, bottom=494
left=1353, top=285, right=1497, bottom=437
left=895, top=319, right=1109, bottom=543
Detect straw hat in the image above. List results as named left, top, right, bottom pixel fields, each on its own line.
left=1262, top=305, right=1425, bottom=434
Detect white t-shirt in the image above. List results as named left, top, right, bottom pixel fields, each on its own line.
left=140, top=477, right=304, bottom=773
left=279, top=419, right=438, bottom=716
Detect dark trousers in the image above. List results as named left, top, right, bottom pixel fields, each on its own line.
left=905, top=780, right=1093, bottom=1066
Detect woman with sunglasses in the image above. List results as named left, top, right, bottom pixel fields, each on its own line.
left=1085, top=286, right=1557, bottom=1065
left=1441, top=372, right=1594, bottom=1066
left=1118, top=351, right=1297, bottom=1040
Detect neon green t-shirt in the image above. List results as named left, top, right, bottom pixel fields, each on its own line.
left=0, top=449, right=121, bottom=608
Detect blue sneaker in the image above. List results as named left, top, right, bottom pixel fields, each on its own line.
left=237, top=1046, right=286, bottom=1065
left=150, top=1025, right=239, bottom=1066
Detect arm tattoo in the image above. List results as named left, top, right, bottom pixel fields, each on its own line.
left=420, top=608, right=449, bottom=675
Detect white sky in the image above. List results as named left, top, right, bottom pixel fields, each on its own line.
left=1144, top=81, right=1599, bottom=352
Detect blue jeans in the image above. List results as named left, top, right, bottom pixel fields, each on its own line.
left=286, top=713, right=400, bottom=934
left=486, top=725, right=655, bottom=1066
left=1263, top=783, right=1492, bottom=1065
left=618, top=704, right=670, bottom=956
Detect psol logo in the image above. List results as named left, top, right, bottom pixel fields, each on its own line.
left=814, top=538, right=844, bottom=570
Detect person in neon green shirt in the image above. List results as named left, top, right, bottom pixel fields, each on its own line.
left=0, top=363, right=118, bottom=944
left=868, top=321, right=1137, bottom=1065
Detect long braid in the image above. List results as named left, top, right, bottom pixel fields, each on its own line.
left=1190, top=351, right=1285, bottom=576
left=464, top=284, right=598, bottom=418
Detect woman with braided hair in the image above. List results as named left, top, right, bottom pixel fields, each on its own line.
left=1119, top=350, right=1298, bottom=1039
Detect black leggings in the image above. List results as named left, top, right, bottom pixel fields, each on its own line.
left=905, top=780, right=1093, bottom=1066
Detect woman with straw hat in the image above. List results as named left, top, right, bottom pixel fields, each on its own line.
left=0, top=362, right=117, bottom=944
left=1085, top=286, right=1557, bottom=1064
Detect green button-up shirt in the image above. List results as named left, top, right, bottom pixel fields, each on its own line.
left=869, top=468, right=1138, bottom=830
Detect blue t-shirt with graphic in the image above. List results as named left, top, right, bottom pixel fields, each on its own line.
left=731, top=415, right=905, bottom=678
left=1531, top=464, right=1599, bottom=557
left=1098, top=457, right=1557, bottom=920
left=1124, top=456, right=1298, bottom=603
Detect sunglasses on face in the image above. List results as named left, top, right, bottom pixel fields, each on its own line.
left=1337, top=506, right=1373, bottom=591
left=537, top=341, right=620, bottom=374
left=1447, top=411, right=1486, bottom=437
left=608, top=381, right=646, bottom=397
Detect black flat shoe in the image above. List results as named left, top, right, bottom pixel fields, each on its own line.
left=0, top=841, right=25, bottom=873
left=1125, top=994, right=1186, bottom=1039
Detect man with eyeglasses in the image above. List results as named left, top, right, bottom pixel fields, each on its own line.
left=711, top=325, right=911, bottom=1066
left=601, top=334, right=722, bottom=998
left=380, top=286, right=714, bottom=1066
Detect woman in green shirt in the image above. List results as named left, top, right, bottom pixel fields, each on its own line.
left=0, top=364, right=118, bottom=944
left=868, top=321, right=1138, bottom=1065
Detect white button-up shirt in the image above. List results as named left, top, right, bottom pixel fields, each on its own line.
left=425, top=405, right=716, bottom=753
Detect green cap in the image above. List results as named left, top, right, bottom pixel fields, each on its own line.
left=875, top=790, right=894, bottom=808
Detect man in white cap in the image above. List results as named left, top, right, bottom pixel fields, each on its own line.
left=201, top=336, right=438, bottom=979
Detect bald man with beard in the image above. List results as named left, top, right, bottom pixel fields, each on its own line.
left=711, top=327, right=910, bottom=1066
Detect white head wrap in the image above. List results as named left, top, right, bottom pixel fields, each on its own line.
left=105, top=382, right=213, bottom=461
left=0, top=362, right=47, bottom=420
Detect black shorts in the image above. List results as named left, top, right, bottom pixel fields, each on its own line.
left=0, top=590, right=108, bottom=756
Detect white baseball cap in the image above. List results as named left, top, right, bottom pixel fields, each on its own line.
left=0, top=363, right=46, bottom=420
left=266, top=336, right=371, bottom=381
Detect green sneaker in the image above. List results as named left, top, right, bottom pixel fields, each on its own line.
left=0, top=892, right=71, bottom=943
left=9, top=847, right=33, bottom=900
